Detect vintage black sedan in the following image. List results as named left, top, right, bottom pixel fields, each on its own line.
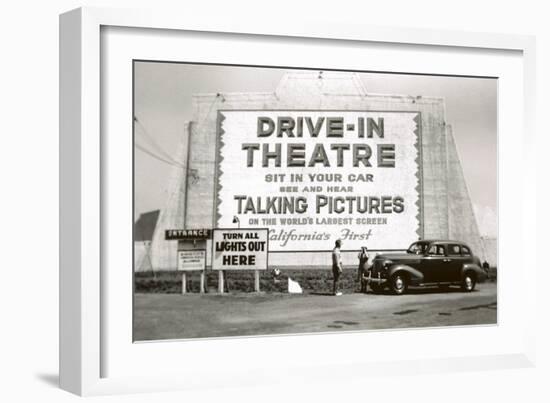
left=366, top=240, right=487, bottom=295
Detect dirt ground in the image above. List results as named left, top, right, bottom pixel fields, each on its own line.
left=133, top=283, right=497, bottom=341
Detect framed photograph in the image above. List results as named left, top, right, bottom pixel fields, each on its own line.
left=60, top=7, right=536, bottom=396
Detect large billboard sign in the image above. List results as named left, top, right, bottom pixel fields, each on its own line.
left=216, top=111, right=422, bottom=251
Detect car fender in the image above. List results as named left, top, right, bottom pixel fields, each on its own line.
left=388, top=264, right=424, bottom=283
left=461, top=263, right=486, bottom=282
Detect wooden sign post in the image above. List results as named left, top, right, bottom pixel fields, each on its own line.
left=177, top=249, right=206, bottom=294
left=166, top=229, right=212, bottom=295
left=200, top=270, right=205, bottom=294
left=218, top=270, right=224, bottom=294
left=254, top=270, right=260, bottom=292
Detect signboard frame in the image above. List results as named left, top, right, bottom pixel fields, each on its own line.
left=59, top=6, right=536, bottom=397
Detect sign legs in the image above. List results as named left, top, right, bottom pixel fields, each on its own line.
left=218, top=270, right=224, bottom=294
left=254, top=270, right=260, bottom=292
left=200, top=270, right=205, bottom=294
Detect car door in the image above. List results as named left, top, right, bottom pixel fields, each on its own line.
left=444, top=244, right=464, bottom=282
left=421, top=244, right=447, bottom=283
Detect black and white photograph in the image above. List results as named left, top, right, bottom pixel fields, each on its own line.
left=133, top=62, right=497, bottom=341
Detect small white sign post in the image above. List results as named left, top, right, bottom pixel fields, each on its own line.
left=218, top=271, right=224, bottom=294
left=254, top=270, right=260, bottom=293
left=177, top=250, right=207, bottom=294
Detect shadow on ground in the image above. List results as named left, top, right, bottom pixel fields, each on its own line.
left=35, top=373, right=58, bottom=388
left=372, top=286, right=480, bottom=296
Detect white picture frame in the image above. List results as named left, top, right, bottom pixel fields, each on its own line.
left=59, top=7, right=537, bottom=396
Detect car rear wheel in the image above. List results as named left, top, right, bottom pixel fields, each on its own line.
left=390, top=273, right=408, bottom=295
left=461, top=273, right=476, bottom=292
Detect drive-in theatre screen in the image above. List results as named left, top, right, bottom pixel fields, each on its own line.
left=133, top=66, right=497, bottom=341
left=216, top=111, right=422, bottom=251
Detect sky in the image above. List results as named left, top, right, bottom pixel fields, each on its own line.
left=133, top=62, right=497, bottom=237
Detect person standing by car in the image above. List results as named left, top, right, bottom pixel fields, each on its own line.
left=357, top=246, right=369, bottom=293
left=332, top=239, right=343, bottom=296
left=482, top=261, right=490, bottom=280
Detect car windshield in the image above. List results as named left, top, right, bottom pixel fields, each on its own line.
left=407, top=242, right=428, bottom=254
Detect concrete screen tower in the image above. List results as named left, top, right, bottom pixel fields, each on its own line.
left=146, top=72, right=486, bottom=271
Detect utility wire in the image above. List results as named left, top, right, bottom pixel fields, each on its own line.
left=133, top=116, right=186, bottom=168
left=134, top=118, right=172, bottom=159
left=134, top=117, right=185, bottom=167
left=135, top=143, right=185, bottom=169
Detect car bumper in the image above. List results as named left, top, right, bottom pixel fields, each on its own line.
left=363, top=272, right=387, bottom=284
left=366, top=278, right=387, bottom=285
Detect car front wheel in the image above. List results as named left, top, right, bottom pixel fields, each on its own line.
left=390, top=273, right=408, bottom=295
left=461, top=273, right=476, bottom=292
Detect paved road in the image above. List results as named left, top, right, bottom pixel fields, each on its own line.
left=134, top=283, right=497, bottom=341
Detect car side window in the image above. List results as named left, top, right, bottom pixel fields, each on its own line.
left=449, top=244, right=461, bottom=255
left=461, top=245, right=471, bottom=256
left=428, top=245, right=445, bottom=255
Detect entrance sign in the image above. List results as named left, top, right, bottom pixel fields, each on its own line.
left=166, top=229, right=212, bottom=240
left=212, top=228, right=268, bottom=270
left=216, top=111, right=422, bottom=251
left=177, top=250, right=206, bottom=271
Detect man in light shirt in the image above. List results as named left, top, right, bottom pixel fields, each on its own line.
left=332, top=239, right=343, bottom=296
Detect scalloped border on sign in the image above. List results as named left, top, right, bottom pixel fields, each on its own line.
left=413, top=112, right=424, bottom=239
left=214, top=111, right=226, bottom=227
